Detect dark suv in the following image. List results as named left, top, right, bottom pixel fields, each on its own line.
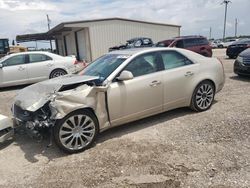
left=109, top=37, right=153, bottom=52
left=155, top=36, right=212, bottom=57
left=226, top=39, right=250, bottom=58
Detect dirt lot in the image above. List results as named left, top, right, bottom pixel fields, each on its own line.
left=0, top=49, right=249, bottom=188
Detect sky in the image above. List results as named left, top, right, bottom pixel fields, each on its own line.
left=0, top=0, right=249, bottom=48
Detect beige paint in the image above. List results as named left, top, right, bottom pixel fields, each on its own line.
left=49, top=48, right=224, bottom=131
left=0, top=114, right=14, bottom=142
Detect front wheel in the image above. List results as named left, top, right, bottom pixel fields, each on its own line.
left=190, top=81, right=215, bottom=112
left=53, top=109, right=99, bottom=153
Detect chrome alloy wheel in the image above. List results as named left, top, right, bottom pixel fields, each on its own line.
left=59, top=115, right=95, bottom=151
left=195, top=83, right=214, bottom=110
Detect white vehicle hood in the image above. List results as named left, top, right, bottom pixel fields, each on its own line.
left=14, top=74, right=99, bottom=112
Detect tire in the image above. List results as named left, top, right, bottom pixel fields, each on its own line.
left=50, top=69, right=67, bottom=79
left=218, top=45, right=223, bottom=48
left=190, top=81, right=215, bottom=112
left=53, top=109, right=99, bottom=153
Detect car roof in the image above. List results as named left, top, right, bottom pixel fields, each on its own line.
left=8, top=51, right=52, bottom=56
left=239, top=48, right=250, bottom=56
left=108, top=47, right=206, bottom=59
left=158, top=36, right=207, bottom=43
left=232, top=39, right=250, bottom=44
left=174, top=35, right=206, bottom=39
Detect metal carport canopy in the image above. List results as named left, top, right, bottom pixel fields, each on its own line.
left=16, top=32, right=55, bottom=43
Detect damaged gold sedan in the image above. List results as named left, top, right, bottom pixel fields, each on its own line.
left=11, top=48, right=225, bottom=153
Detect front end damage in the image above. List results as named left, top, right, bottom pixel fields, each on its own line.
left=11, top=74, right=110, bottom=142
left=0, top=114, right=14, bottom=143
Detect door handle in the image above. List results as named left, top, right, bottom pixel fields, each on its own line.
left=47, top=63, right=53, bottom=67
left=150, top=80, right=161, bottom=87
left=18, top=66, right=25, bottom=71
left=185, top=71, right=194, bottom=77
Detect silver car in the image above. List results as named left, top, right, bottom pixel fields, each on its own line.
left=12, top=48, right=225, bottom=153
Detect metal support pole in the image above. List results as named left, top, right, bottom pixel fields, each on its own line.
left=223, top=3, right=228, bottom=40
left=47, top=14, right=52, bottom=51
left=209, top=27, right=212, bottom=40
left=235, top=18, right=238, bottom=37
left=222, top=0, right=231, bottom=41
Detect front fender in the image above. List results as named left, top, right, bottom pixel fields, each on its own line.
left=49, top=85, right=110, bottom=131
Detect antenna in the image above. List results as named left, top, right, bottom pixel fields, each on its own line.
left=221, top=0, right=232, bottom=41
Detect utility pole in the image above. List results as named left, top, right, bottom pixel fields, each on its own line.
left=209, top=27, right=212, bottom=40
left=235, top=18, right=238, bottom=38
left=221, top=0, right=231, bottom=41
left=47, top=14, right=52, bottom=51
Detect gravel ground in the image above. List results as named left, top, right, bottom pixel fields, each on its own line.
left=0, top=49, right=249, bottom=188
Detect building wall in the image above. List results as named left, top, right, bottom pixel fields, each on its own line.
left=56, top=28, right=92, bottom=62
left=56, top=37, right=64, bottom=56
left=62, top=31, right=77, bottom=56
left=60, top=19, right=180, bottom=61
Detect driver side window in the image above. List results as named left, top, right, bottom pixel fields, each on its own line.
left=3, top=55, right=26, bottom=67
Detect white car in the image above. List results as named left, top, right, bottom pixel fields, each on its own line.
left=0, top=51, right=84, bottom=87
left=210, top=41, right=221, bottom=48
left=12, top=48, right=225, bottom=153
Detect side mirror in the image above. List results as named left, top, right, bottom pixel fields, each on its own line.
left=117, top=70, right=133, bottom=81
left=0, top=63, right=3, bottom=68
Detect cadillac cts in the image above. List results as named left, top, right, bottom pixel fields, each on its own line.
left=12, top=48, right=225, bottom=153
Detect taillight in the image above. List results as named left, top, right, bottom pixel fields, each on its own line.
left=73, top=60, right=78, bottom=64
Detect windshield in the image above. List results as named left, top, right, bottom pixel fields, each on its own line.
left=79, top=54, right=129, bottom=82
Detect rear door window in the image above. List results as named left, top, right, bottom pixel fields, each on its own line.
left=197, top=38, right=209, bottom=45
left=160, top=51, right=193, bottom=70
left=175, top=40, right=184, bottom=48
left=183, top=38, right=197, bottom=48
left=29, top=54, right=52, bottom=63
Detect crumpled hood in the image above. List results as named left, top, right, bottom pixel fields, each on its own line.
left=14, top=74, right=99, bottom=112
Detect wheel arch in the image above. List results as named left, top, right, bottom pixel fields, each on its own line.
left=195, top=79, right=216, bottom=91
left=66, top=107, right=100, bottom=130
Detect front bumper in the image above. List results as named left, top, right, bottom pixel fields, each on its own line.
left=234, top=60, right=250, bottom=76
left=0, top=114, right=14, bottom=143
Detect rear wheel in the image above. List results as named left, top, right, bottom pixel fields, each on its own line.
left=50, top=69, right=67, bottom=79
left=54, top=109, right=99, bottom=153
left=190, top=81, right=215, bottom=112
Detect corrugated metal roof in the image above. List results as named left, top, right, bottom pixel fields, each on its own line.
left=48, top=17, right=181, bottom=35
